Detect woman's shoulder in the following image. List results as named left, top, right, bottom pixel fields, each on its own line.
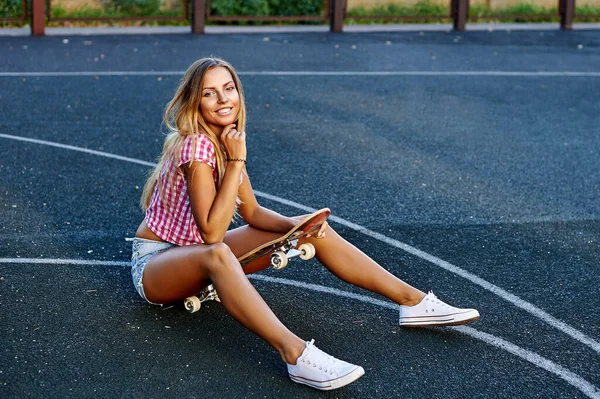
left=182, top=132, right=215, bottom=150
left=179, top=132, right=217, bottom=167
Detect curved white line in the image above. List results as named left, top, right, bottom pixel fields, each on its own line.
left=0, top=133, right=155, bottom=167
left=254, top=194, right=600, bottom=355
left=1, top=71, right=600, bottom=77
left=1, top=132, right=599, bottom=357
left=0, top=257, right=598, bottom=398
left=454, top=326, right=600, bottom=399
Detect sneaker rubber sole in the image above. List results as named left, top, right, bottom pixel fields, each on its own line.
left=399, top=309, right=480, bottom=327
left=289, top=366, right=365, bottom=390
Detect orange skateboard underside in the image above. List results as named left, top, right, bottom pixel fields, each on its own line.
left=237, top=208, right=330, bottom=267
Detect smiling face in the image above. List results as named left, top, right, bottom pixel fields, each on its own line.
left=200, top=66, right=240, bottom=136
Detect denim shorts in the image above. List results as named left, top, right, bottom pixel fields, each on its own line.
left=131, top=237, right=175, bottom=305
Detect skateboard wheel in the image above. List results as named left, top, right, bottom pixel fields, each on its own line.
left=184, top=296, right=201, bottom=313
left=298, top=243, right=316, bottom=260
left=270, top=251, right=288, bottom=270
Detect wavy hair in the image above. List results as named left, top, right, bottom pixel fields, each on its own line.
left=140, top=57, right=247, bottom=211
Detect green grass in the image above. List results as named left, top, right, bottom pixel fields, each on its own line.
left=470, top=3, right=559, bottom=22
left=347, top=1, right=449, bottom=23
left=45, top=4, right=189, bottom=27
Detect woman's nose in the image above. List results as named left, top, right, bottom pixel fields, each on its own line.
left=217, top=91, right=227, bottom=103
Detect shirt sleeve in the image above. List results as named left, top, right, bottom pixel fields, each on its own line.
left=179, top=134, right=217, bottom=170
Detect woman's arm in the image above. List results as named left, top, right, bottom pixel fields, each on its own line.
left=186, top=161, right=245, bottom=244
left=237, top=173, right=297, bottom=234
left=186, top=125, right=248, bottom=244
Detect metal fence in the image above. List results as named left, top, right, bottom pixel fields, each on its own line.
left=0, top=0, right=593, bottom=36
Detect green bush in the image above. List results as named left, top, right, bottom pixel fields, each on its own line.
left=469, top=2, right=559, bottom=22
left=268, top=0, right=323, bottom=16
left=210, top=0, right=270, bottom=17
left=210, top=0, right=324, bottom=17
left=348, top=0, right=447, bottom=19
left=0, top=0, right=24, bottom=18
left=103, top=0, right=162, bottom=16
left=577, top=4, right=600, bottom=16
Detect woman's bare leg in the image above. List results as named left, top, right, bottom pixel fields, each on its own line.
left=298, top=223, right=426, bottom=306
left=224, top=223, right=425, bottom=307
left=141, top=242, right=305, bottom=364
left=224, top=225, right=285, bottom=274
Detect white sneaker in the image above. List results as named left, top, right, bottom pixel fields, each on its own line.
left=399, top=291, right=480, bottom=327
left=287, top=340, right=365, bottom=390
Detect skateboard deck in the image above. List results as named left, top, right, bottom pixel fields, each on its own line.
left=183, top=208, right=330, bottom=313
left=237, top=208, right=330, bottom=269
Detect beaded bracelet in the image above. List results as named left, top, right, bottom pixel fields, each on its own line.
left=227, top=158, right=247, bottom=165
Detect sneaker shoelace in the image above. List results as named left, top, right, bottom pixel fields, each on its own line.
left=424, top=291, right=455, bottom=313
left=302, top=339, right=346, bottom=376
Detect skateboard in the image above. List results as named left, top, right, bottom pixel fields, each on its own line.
left=183, top=208, right=330, bottom=313
left=238, top=208, right=330, bottom=269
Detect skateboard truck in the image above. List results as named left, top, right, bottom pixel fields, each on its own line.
left=184, top=284, right=221, bottom=313
left=269, top=239, right=316, bottom=270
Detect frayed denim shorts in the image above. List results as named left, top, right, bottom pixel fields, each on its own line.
left=131, top=237, right=175, bottom=305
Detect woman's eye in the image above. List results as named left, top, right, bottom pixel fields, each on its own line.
left=204, top=91, right=215, bottom=97
left=226, top=86, right=235, bottom=91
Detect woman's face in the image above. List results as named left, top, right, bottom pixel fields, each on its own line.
left=200, top=66, right=240, bottom=135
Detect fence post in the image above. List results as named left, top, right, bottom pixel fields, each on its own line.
left=330, top=0, right=345, bottom=33
left=192, top=0, right=206, bottom=34
left=31, top=0, right=45, bottom=36
left=559, top=0, right=575, bottom=30
left=453, top=0, right=469, bottom=31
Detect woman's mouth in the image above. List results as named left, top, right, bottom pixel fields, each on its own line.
left=216, top=107, right=233, bottom=116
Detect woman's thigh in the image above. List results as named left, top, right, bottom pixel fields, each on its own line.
left=142, top=243, right=220, bottom=304
left=224, top=225, right=284, bottom=256
left=224, top=224, right=298, bottom=274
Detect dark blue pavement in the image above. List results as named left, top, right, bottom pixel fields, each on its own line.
left=1, top=29, right=599, bottom=398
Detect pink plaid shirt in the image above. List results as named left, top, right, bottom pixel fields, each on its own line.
left=145, top=134, right=218, bottom=246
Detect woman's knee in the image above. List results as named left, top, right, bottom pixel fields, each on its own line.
left=204, top=242, right=237, bottom=270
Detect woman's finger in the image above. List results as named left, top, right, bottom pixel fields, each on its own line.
left=220, top=124, right=237, bottom=140
left=315, top=221, right=328, bottom=239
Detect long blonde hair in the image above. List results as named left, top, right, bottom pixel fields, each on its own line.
left=140, top=57, right=247, bottom=211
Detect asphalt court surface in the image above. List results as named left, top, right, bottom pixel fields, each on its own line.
left=1, top=29, right=599, bottom=398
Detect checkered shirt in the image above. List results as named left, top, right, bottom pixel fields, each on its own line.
left=145, top=134, right=217, bottom=246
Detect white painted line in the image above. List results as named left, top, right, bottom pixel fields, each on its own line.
left=241, top=71, right=600, bottom=77
left=1, top=71, right=600, bottom=77
left=0, top=257, right=131, bottom=267
left=253, top=191, right=316, bottom=213
left=0, top=71, right=185, bottom=77
left=456, top=326, right=600, bottom=399
left=0, top=133, right=155, bottom=167
left=249, top=274, right=399, bottom=311
left=324, top=215, right=600, bottom=356
left=2, top=133, right=600, bottom=357
left=254, top=191, right=600, bottom=356
left=0, top=256, right=598, bottom=398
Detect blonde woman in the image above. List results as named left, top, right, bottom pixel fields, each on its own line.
left=131, top=57, right=479, bottom=391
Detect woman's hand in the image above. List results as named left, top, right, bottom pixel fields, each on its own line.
left=306, top=220, right=328, bottom=239
left=220, top=124, right=247, bottom=160
left=314, top=221, right=328, bottom=239
left=291, top=214, right=327, bottom=239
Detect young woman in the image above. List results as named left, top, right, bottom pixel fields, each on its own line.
left=131, top=57, right=479, bottom=391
